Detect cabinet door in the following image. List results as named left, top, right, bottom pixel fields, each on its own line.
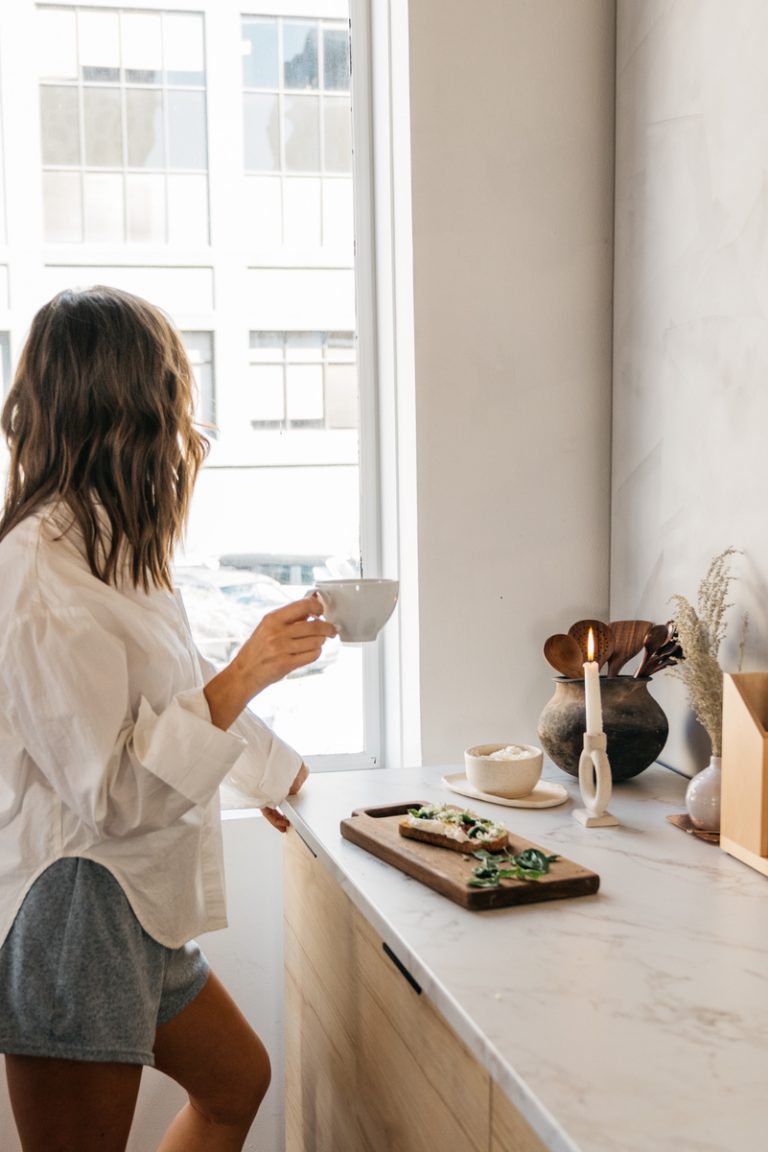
left=353, top=908, right=489, bottom=1152
left=284, top=828, right=368, bottom=1152
left=284, top=827, right=489, bottom=1152
left=491, top=1082, right=550, bottom=1152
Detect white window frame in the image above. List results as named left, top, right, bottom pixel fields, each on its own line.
left=309, top=0, right=420, bottom=774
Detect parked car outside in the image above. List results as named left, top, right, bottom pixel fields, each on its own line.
left=219, top=552, right=361, bottom=594
left=172, top=563, right=340, bottom=676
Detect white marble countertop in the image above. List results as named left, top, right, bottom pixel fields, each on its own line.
left=284, top=762, right=768, bottom=1152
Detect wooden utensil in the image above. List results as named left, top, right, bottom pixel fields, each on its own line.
left=635, top=623, right=670, bottom=677
left=607, top=619, right=654, bottom=676
left=568, top=619, right=614, bottom=670
left=340, top=803, right=600, bottom=910
left=544, top=633, right=585, bottom=679
left=642, top=639, right=684, bottom=678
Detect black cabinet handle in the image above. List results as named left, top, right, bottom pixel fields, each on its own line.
left=382, top=942, right=422, bottom=995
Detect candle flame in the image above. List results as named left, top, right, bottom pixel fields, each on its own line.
left=587, top=627, right=595, bottom=662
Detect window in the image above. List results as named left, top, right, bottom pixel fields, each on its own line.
left=242, top=15, right=353, bottom=250
left=38, top=6, right=209, bottom=245
left=249, top=331, right=356, bottom=430
left=182, top=331, right=216, bottom=433
left=0, top=333, right=10, bottom=397
left=0, top=0, right=383, bottom=775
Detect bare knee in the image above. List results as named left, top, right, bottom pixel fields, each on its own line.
left=190, top=1035, right=271, bottom=1129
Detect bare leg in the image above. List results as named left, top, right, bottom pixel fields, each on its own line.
left=4, top=1054, right=142, bottom=1152
left=154, top=969, right=271, bottom=1152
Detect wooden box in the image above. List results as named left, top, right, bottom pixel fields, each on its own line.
left=721, top=673, right=768, bottom=877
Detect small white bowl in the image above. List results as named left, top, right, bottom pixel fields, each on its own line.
left=464, top=743, right=543, bottom=799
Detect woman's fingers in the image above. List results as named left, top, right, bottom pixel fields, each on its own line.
left=242, top=603, right=336, bottom=679
left=261, top=806, right=289, bottom=833
left=289, top=762, right=309, bottom=795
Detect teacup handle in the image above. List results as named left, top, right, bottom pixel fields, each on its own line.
left=304, top=587, right=328, bottom=614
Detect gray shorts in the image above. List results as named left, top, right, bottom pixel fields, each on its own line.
left=0, top=857, right=209, bottom=1066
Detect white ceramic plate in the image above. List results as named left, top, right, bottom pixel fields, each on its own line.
left=441, top=772, right=569, bottom=809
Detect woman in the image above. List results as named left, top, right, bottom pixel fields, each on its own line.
left=0, top=285, right=336, bottom=1151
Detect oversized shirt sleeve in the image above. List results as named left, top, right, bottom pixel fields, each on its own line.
left=195, top=649, right=303, bottom=806
left=0, top=605, right=247, bottom=839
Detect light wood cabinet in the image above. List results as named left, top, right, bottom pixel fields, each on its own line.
left=284, top=828, right=549, bottom=1152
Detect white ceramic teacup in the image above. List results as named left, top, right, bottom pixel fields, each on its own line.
left=464, top=743, right=544, bottom=799
left=308, top=578, right=399, bottom=643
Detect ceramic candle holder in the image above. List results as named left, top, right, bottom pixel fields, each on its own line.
left=573, top=732, right=620, bottom=827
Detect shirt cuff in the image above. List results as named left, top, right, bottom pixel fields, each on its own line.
left=226, top=708, right=303, bottom=807
left=133, top=689, right=246, bottom=806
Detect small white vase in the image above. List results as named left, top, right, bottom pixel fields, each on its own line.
left=685, top=755, right=722, bottom=832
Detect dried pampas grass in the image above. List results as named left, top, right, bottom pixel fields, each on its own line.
left=668, top=548, right=744, bottom=757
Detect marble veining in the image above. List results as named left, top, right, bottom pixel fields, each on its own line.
left=285, top=764, right=768, bottom=1152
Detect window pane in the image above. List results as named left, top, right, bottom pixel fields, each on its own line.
left=286, top=332, right=323, bottom=357
left=83, top=88, right=123, bottom=167
left=126, top=173, right=165, bottom=242
left=83, top=173, right=123, bottom=242
left=250, top=364, right=285, bottom=422
left=43, top=171, right=82, bottom=242
left=123, top=13, right=163, bottom=84
left=167, top=175, right=209, bottom=246
left=325, top=362, right=357, bottom=428
left=183, top=332, right=215, bottom=428
left=168, top=91, right=207, bottom=169
left=244, top=176, right=282, bottom=245
left=327, top=332, right=356, bottom=359
left=126, top=89, right=165, bottom=168
left=286, top=364, right=323, bottom=422
left=40, top=86, right=80, bottom=166
left=284, top=96, right=319, bottom=172
left=283, top=178, right=321, bottom=248
left=0, top=333, right=10, bottom=398
left=323, top=98, right=352, bottom=172
left=284, top=23, right=318, bottom=90
left=242, top=21, right=278, bottom=88
left=243, top=94, right=280, bottom=172
left=250, top=332, right=284, bottom=359
left=80, top=10, right=120, bottom=82
left=323, top=29, right=350, bottom=91
left=164, top=14, right=206, bottom=85
left=322, top=178, right=354, bottom=250
left=38, top=9, right=78, bottom=81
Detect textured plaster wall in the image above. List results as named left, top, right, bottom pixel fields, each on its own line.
left=611, top=0, right=768, bottom=775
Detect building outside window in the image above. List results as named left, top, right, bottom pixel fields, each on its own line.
left=0, top=0, right=376, bottom=771
left=183, top=331, right=216, bottom=432
left=0, top=334, right=10, bottom=398
left=249, top=331, right=356, bottom=430
left=242, top=13, right=353, bottom=251
left=39, top=6, right=209, bottom=245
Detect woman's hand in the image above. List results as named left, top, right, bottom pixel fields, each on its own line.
left=204, top=596, right=336, bottom=731
left=262, top=761, right=309, bottom=833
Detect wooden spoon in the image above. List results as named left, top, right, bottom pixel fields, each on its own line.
left=543, top=633, right=585, bottom=679
left=634, top=623, right=670, bottom=678
left=607, top=619, right=654, bottom=676
left=567, top=619, right=614, bottom=671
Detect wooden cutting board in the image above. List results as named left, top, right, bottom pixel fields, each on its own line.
left=340, top=802, right=600, bottom=910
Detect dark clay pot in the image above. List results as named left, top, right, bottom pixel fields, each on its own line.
left=537, top=676, right=669, bottom=782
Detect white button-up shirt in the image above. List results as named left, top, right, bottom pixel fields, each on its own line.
left=0, top=507, right=302, bottom=948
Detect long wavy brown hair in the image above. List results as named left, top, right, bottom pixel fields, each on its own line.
left=0, top=285, right=209, bottom=590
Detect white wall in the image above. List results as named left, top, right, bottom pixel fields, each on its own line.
left=611, top=0, right=768, bottom=775
left=408, top=0, right=616, bottom=764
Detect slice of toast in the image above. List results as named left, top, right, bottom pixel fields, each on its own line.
left=399, top=804, right=508, bottom=853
